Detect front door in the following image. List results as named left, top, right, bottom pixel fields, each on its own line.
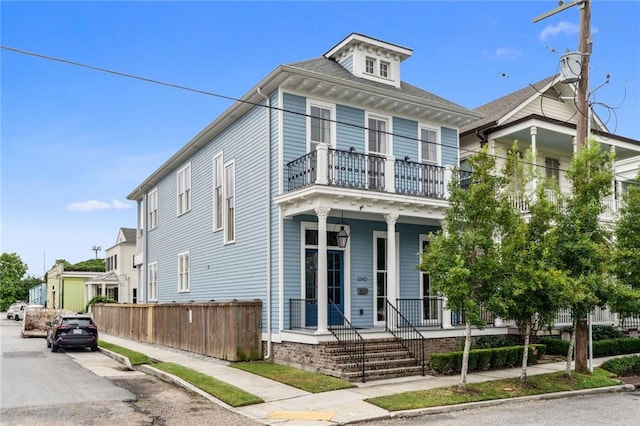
left=305, top=249, right=344, bottom=327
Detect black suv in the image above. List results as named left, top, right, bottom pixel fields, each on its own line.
left=46, top=314, right=99, bottom=352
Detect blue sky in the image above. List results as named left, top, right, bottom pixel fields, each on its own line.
left=2, top=1, right=639, bottom=277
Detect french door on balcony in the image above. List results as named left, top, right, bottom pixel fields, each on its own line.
left=367, top=116, right=388, bottom=190
left=304, top=249, right=344, bottom=327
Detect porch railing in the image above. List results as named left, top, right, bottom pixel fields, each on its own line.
left=396, top=297, right=444, bottom=328
left=394, top=159, right=446, bottom=198
left=287, top=151, right=317, bottom=191
left=288, top=298, right=318, bottom=330
left=451, top=306, right=495, bottom=327
left=553, top=306, right=617, bottom=327
left=385, top=300, right=426, bottom=376
left=328, top=299, right=366, bottom=382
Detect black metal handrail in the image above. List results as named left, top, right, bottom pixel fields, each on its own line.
left=287, top=151, right=317, bottom=191
left=396, top=298, right=444, bottom=328
left=451, top=306, right=496, bottom=327
left=288, top=299, right=318, bottom=330
left=328, top=299, right=366, bottom=382
left=394, top=159, right=445, bottom=198
left=385, top=300, right=425, bottom=376
left=328, top=149, right=385, bottom=191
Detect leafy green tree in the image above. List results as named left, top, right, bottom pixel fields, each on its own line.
left=67, top=258, right=105, bottom=272
left=550, top=139, right=615, bottom=375
left=419, top=148, right=511, bottom=391
left=497, top=146, right=572, bottom=382
left=0, top=252, right=28, bottom=310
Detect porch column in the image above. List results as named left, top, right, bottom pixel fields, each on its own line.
left=316, top=143, right=328, bottom=185
left=530, top=126, right=538, bottom=193
left=442, top=296, right=453, bottom=328
left=384, top=156, right=396, bottom=193
left=572, top=136, right=577, bottom=154
left=102, top=282, right=106, bottom=298
left=315, top=206, right=330, bottom=334
left=385, top=213, right=399, bottom=309
left=443, top=166, right=453, bottom=198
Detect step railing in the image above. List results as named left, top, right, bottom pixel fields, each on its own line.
left=385, top=300, right=426, bottom=376
left=328, top=300, right=366, bottom=382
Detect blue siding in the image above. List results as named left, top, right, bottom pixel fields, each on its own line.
left=442, top=127, right=458, bottom=166
left=269, top=89, right=281, bottom=330
left=392, top=117, right=418, bottom=160
left=338, top=55, right=354, bottom=73
left=336, top=105, right=365, bottom=152
left=282, top=93, right=306, bottom=163
left=282, top=218, right=302, bottom=329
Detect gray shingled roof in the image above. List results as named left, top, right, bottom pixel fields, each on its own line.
left=286, top=57, right=472, bottom=112
left=460, top=76, right=556, bottom=134
left=121, top=228, right=136, bottom=243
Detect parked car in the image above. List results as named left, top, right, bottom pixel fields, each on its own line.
left=46, top=314, right=98, bottom=352
left=6, top=302, right=26, bottom=319
left=14, top=304, right=44, bottom=321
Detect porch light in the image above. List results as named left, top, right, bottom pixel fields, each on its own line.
left=336, top=226, right=349, bottom=248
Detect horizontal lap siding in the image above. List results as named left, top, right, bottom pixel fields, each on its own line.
left=393, top=117, right=418, bottom=160
left=441, top=127, right=458, bottom=167
left=282, top=93, right=306, bottom=163
left=269, top=89, right=281, bottom=330
left=336, top=105, right=364, bottom=152
left=149, top=103, right=269, bottom=305
left=282, top=218, right=302, bottom=329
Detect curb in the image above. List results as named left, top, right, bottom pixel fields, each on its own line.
left=98, top=347, right=134, bottom=370
left=391, top=384, right=636, bottom=419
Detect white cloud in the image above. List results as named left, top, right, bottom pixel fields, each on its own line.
left=539, top=21, right=579, bottom=41
left=67, top=200, right=133, bottom=211
left=483, top=48, right=523, bottom=60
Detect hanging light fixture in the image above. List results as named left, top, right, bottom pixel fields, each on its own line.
left=336, top=210, right=349, bottom=248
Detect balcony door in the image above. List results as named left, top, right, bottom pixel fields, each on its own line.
left=367, top=116, right=388, bottom=190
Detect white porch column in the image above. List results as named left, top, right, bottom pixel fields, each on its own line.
left=385, top=213, right=399, bottom=309
left=572, top=136, right=577, bottom=154
left=442, top=296, right=453, bottom=328
left=315, top=206, right=330, bottom=334
left=384, top=156, right=396, bottom=193
left=443, top=166, right=453, bottom=198
left=316, top=143, right=329, bottom=185
left=101, top=282, right=106, bottom=298
left=530, top=126, right=538, bottom=193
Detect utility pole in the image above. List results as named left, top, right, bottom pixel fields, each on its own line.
left=533, top=0, right=591, bottom=374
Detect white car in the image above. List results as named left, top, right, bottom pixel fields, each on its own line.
left=6, top=302, right=26, bottom=320
left=14, top=304, right=44, bottom=321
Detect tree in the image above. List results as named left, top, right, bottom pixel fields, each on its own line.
left=550, top=139, right=615, bottom=375
left=611, top=173, right=640, bottom=319
left=0, top=252, right=28, bottom=310
left=497, top=146, right=571, bottom=382
left=67, top=258, right=105, bottom=272
left=419, top=148, right=511, bottom=391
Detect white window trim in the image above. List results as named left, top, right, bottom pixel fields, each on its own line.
left=419, top=125, right=440, bottom=165
left=365, top=56, right=376, bottom=75
left=306, top=99, right=336, bottom=152
left=178, top=251, right=190, bottom=293
left=364, top=112, right=393, bottom=157
left=147, top=262, right=158, bottom=302
left=213, top=153, right=223, bottom=232
left=379, top=60, right=390, bottom=79
left=223, top=160, right=236, bottom=245
left=176, top=163, right=192, bottom=216
left=148, top=188, right=158, bottom=230
left=372, top=230, right=400, bottom=327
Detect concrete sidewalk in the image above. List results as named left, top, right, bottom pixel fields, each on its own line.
left=99, top=334, right=634, bottom=425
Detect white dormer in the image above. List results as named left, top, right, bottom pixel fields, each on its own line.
left=324, top=33, right=412, bottom=89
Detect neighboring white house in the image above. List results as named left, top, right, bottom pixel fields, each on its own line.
left=85, top=227, right=138, bottom=304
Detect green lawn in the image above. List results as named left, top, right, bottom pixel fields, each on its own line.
left=231, top=361, right=355, bottom=393
left=366, top=368, right=621, bottom=411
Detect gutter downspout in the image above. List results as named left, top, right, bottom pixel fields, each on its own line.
left=257, top=87, right=272, bottom=360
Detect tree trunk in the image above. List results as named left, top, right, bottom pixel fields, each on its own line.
left=575, top=318, right=589, bottom=374
left=458, top=321, right=472, bottom=391
left=565, top=320, right=576, bottom=377
left=520, top=321, right=530, bottom=383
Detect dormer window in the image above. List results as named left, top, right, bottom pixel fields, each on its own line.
left=380, top=61, right=390, bottom=78
left=365, top=57, right=375, bottom=74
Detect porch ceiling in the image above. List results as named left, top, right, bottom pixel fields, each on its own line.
left=275, top=185, right=448, bottom=224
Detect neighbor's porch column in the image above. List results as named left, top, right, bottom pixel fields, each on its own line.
left=315, top=206, right=330, bottom=334
left=442, top=296, right=453, bottom=328
left=385, top=213, right=399, bottom=310
left=530, top=126, right=538, bottom=193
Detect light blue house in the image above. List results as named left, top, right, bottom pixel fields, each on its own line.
left=128, top=34, right=485, bottom=379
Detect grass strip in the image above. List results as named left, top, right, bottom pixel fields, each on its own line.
left=366, top=368, right=621, bottom=411
left=231, top=361, right=355, bottom=393
left=152, top=362, right=264, bottom=407
left=98, top=340, right=152, bottom=365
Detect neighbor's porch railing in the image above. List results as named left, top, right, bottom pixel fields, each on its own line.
left=553, top=306, right=617, bottom=327
left=451, top=306, right=496, bottom=327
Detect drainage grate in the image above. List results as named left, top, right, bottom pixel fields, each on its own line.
left=2, top=351, right=46, bottom=358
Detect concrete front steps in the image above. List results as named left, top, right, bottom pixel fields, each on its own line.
left=326, top=338, right=425, bottom=382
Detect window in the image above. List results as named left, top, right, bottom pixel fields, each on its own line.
left=148, top=188, right=158, bottom=229
left=224, top=161, right=235, bottom=243
left=545, top=157, right=560, bottom=185
left=380, top=61, right=390, bottom=78
left=177, top=163, right=191, bottom=216
left=178, top=252, right=190, bottom=292
left=420, top=128, right=438, bottom=164
left=365, top=57, right=375, bottom=74
left=310, top=105, right=331, bottom=152
left=114, top=254, right=117, bottom=271
left=148, top=262, right=158, bottom=301
left=213, top=154, right=223, bottom=231
left=368, top=117, right=388, bottom=155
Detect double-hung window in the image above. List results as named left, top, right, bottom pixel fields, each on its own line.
left=368, top=117, right=388, bottom=155
left=420, top=128, right=438, bottom=164
left=213, top=154, right=223, bottom=231
left=365, top=57, right=375, bottom=74
left=178, top=252, right=190, bottom=292
left=367, top=115, right=389, bottom=190
left=148, top=188, right=158, bottom=229
left=177, top=163, right=191, bottom=216
left=224, top=161, right=235, bottom=244
left=380, top=61, right=390, bottom=78
left=147, top=262, right=158, bottom=301
left=309, top=105, right=331, bottom=152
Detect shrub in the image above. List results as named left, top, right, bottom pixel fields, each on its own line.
left=618, top=338, right=640, bottom=354
left=540, top=337, right=570, bottom=355
left=429, top=344, right=545, bottom=375
left=592, top=325, right=625, bottom=341
left=475, top=335, right=511, bottom=349
left=593, top=339, right=618, bottom=357
left=601, top=355, right=640, bottom=377
left=85, top=296, right=118, bottom=313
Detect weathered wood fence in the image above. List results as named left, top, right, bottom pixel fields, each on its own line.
left=92, top=301, right=262, bottom=361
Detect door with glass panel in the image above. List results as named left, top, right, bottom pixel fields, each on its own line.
left=374, top=236, right=388, bottom=325
left=304, top=249, right=344, bottom=327
left=421, top=238, right=441, bottom=325
left=367, top=117, right=387, bottom=190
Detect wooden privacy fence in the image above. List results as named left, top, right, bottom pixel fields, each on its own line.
left=91, top=301, right=262, bottom=361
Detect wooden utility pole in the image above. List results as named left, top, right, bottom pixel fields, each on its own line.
left=533, top=0, right=592, bottom=374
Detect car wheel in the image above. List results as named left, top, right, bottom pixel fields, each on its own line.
left=91, top=344, right=98, bottom=352
left=51, top=344, right=59, bottom=353
left=14, top=316, right=20, bottom=321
